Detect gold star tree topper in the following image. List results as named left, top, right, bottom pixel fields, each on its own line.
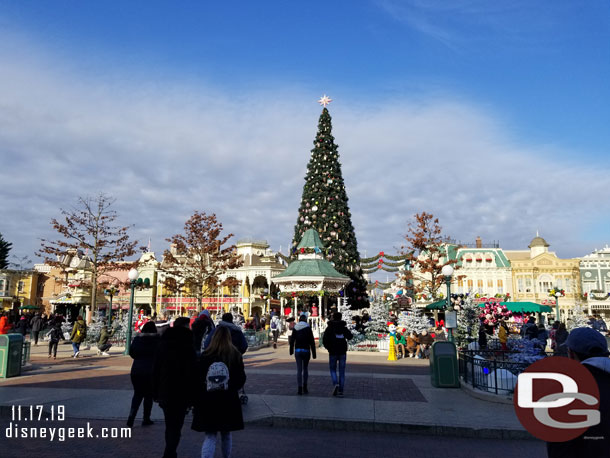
left=318, top=94, right=332, bottom=107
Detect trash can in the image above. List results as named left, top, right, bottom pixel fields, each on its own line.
left=430, top=341, right=460, bottom=388
left=0, top=334, right=24, bottom=378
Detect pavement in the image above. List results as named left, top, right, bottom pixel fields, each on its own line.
left=0, top=339, right=535, bottom=441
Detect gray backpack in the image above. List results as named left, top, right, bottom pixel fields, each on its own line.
left=206, top=361, right=230, bottom=392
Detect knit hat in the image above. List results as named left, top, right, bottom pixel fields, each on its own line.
left=566, top=327, right=609, bottom=357
left=200, top=310, right=210, bottom=318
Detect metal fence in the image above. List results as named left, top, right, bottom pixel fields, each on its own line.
left=243, top=330, right=269, bottom=351
left=458, top=350, right=552, bottom=395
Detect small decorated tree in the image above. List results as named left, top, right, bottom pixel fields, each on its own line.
left=478, top=302, right=512, bottom=328
left=567, top=305, right=590, bottom=331
left=456, top=294, right=480, bottom=343
left=398, top=307, right=429, bottom=334
left=338, top=297, right=357, bottom=333
left=366, top=299, right=389, bottom=336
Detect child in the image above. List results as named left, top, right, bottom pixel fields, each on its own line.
left=47, top=320, right=63, bottom=359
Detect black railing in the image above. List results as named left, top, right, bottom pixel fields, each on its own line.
left=458, top=350, right=552, bottom=396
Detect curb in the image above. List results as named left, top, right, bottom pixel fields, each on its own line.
left=245, top=415, right=534, bottom=440
left=459, top=380, right=514, bottom=405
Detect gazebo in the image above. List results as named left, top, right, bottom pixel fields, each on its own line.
left=273, top=229, right=350, bottom=328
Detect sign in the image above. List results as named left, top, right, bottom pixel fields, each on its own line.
left=445, top=311, right=457, bottom=328
left=514, top=357, right=600, bottom=442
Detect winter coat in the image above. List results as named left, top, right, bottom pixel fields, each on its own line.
left=394, top=333, right=406, bottom=345
left=130, top=332, right=161, bottom=377
left=0, top=316, right=10, bottom=334
left=97, top=327, right=115, bottom=347
left=270, top=316, right=281, bottom=332
left=203, top=321, right=248, bottom=354
left=70, top=319, right=87, bottom=343
left=418, top=333, right=434, bottom=346
left=406, top=335, right=419, bottom=350
left=30, top=315, right=43, bottom=332
left=521, top=322, right=538, bottom=340
left=152, top=326, right=197, bottom=408
left=322, top=320, right=353, bottom=356
left=46, top=325, right=63, bottom=343
left=154, top=320, right=170, bottom=336
left=191, top=315, right=215, bottom=353
left=547, top=357, right=610, bottom=457
left=191, top=351, right=246, bottom=433
left=289, top=322, right=316, bottom=358
left=14, top=318, right=28, bottom=336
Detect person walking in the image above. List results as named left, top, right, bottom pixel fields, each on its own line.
left=30, top=313, right=44, bottom=345
left=289, top=314, right=316, bottom=395
left=203, top=313, right=248, bottom=355
left=191, top=310, right=215, bottom=355
left=192, top=326, right=247, bottom=458
left=97, top=325, right=115, bottom=356
left=153, top=317, right=197, bottom=458
left=0, top=312, right=11, bottom=334
left=127, top=321, right=160, bottom=428
left=46, top=320, right=63, bottom=359
left=70, top=315, right=86, bottom=358
left=553, top=322, right=569, bottom=356
left=547, top=327, right=609, bottom=456
left=14, top=316, right=28, bottom=338
left=270, top=314, right=281, bottom=349
left=322, top=311, right=353, bottom=397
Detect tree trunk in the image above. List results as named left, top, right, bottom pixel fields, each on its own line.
left=88, top=269, right=97, bottom=325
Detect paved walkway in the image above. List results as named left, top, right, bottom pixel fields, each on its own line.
left=0, top=341, right=532, bottom=440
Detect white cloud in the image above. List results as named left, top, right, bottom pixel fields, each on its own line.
left=1, top=33, right=608, bottom=265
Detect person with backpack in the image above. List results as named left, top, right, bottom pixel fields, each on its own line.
left=289, top=314, right=316, bottom=395
left=70, top=315, right=87, bottom=358
left=270, top=314, right=281, bottom=349
left=153, top=317, right=197, bottom=458
left=191, top=310, right=215, bottom=356
left=322, top=311, right=353, bottom=397
left=192, top=325, right=246, bottom=458
left=46, top=319, right=63, bottom=359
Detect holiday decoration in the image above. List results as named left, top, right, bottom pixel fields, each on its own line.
left=387, top=324, right=397, bottom=361
left=455, top=294, right=480, bottom=344
left=566, top=305, right=590, bottom=331
left=398, top=307, right=429, bottom=334
left=290, top=101, right=368, bottom=309
left=366, top=299, right=389, bottom=336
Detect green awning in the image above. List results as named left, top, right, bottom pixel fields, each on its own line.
left=19, top=305, right=40, bottom=310
left=425, top=300, right=447, bottom=310
left=478, top=301, right=552, bottom=313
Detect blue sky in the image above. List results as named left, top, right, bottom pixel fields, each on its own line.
left=1, top=1, right=609, bottom=267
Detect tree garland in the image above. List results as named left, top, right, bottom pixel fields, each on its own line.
left=360, top=251, right=408, bottom=264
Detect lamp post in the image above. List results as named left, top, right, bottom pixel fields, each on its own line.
left=441, top=264, right=455, bottom=343
left=104, top=286, right=117, bottom=328
left=554, top=291, right=562, bottom=323
left=124, top=268, right=139, bottom=355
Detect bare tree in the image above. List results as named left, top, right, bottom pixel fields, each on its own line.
left=38, top=193, right=141, bottom=323
left=401, top=212, right=457, bottom=300
left=161, top=211, right=242, bottom=313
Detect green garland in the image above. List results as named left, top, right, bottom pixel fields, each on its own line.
left=360, top=252, right=408, bottom=263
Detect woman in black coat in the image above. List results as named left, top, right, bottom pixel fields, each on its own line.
left=289, top=314, right=316, bottom=395
left=192, top=325, right=246, bottom=458
left=127, top=321, right=160, bottom=427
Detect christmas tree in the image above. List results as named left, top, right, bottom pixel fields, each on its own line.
left=366, top=299, right=389, bottom=336
left=398, top=307, right=429, bottom=334
left=291, top=97, right=368, bottom=308
left=567, top=305, right=590, bottom=331
left=456, top=294, right=481, bottom=343
left=338, top=297, right=357, bottom=333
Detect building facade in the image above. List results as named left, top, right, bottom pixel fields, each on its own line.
left=579, top=245, right=610, bottom=318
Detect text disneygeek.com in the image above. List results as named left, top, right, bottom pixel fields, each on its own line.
left=3, top=405, right=131, bottom=442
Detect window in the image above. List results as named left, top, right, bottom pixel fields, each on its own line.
left=457, top=278, right=464, bottom=294
left=556, top=278, right=562, bottom=289
left=467, top=279, right=474, bottom=289
left=18, top=281, right=25, bottom=293
left=525, top=278, right=532, bottom=292
left=477, top=279, right=483, bottom=293
left=498, top=279, right=504, bottom=294
left=0, top=279, right=4, bottom=292
left=488, top=279, right=494, bottom=289
left=565, top=278, right=572, bottom=293
left=518, top=278, right=524, bottom=293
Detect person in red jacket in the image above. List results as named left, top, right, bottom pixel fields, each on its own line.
left=0, top=313, right=11, bottom=334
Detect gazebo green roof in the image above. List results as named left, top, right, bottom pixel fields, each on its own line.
left=275, top=259, right=349, bottom=279
left=425, top=300, right=447, bottom=310
left=297, top=229, right=325, bottom=250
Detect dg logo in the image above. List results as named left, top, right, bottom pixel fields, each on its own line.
left=514, top=356, right=601, bottom=441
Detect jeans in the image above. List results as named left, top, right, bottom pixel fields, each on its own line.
left=202, top=432, right=232, bottom=458
left=161, top=405, right=188, bottom=458
left=48, top=341, right=58, bottom=357
left=295, top=351, right=310, bottom=387
left=129, top=373, right=153, bottom=421
left=71, top=342, right=80, bottom=355
left=329, top=354, right=346, bottom=390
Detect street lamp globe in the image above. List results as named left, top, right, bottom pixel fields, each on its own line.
left=128, top=268, right=139, bottom=282
left=441, top=264, right=454, bottom=278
